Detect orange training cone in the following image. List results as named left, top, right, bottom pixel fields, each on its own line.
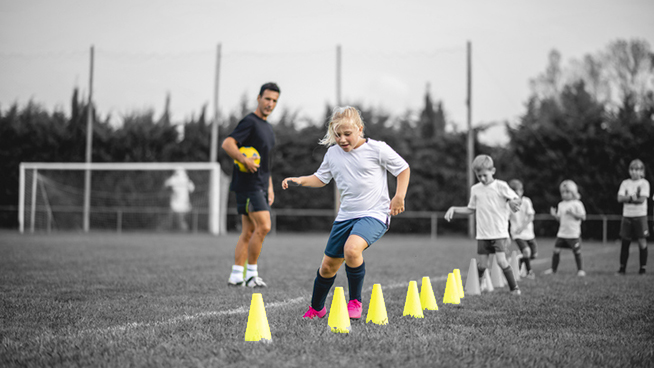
left=420, top=277, right=438, bottom=311
left=403, top=281, right=424, bottom=318
left=366, top=284, right=388, bottom=325
left=244, top=293, right=272, bottom=342
left=465, top=258, right=481, bottom=296
left=443, top=273, right=461, bottom=304
left=453, top=269, right=465, bottom=299
left=328, top=287, right=351, bottom=333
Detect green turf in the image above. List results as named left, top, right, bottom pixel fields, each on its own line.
left=1, top=231, right=652, bottom=367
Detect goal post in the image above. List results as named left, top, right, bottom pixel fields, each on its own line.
left=18, top=162, right=226, bottom=235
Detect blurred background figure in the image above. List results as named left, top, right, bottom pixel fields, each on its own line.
left=164, top=167, right=195, bottom=231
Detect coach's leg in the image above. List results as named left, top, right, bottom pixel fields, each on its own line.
left=228, top=214, right=255, bottom=285
left=243, top=210, right=271, bottom=283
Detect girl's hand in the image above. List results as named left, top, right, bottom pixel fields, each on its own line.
left=508, top=198, right=521, bottom=213
left=281, top=178, right=301, bottom=190
left=390, top=196, right=405, bottom=216
left=550, top=207, right=557, bottom=216
left=444, top=207, right=455, bottom=222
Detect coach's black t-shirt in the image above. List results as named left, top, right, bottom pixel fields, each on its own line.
left=228, top=113, right=276, bottom=193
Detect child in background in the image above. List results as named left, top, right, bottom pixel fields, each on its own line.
left=508, top=179, right=537, bottom=279
left=544, top=180, right=587, bottom=276
left=444, top=155, right=522, bottom=295
left=616, top=159, right=649, bottom=275
left=282, top=106, right=410, bottom=320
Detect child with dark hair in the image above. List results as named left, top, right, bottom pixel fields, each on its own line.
left=617, top=159, right=649, bottom=275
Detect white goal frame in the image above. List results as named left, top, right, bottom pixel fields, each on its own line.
left=19, top=162, right=224, bottom=235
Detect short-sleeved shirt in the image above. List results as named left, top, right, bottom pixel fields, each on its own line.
left=618, top=178, right=650, bottom=217
left=228, top=113, right=275, bottom=193
left=467, top=179, right=519, bottom=240
left=555, top=199, right=586, bottom=238
left=313, top=138, right=409, bottom=225
left=509, top=196, right=536, bottom=240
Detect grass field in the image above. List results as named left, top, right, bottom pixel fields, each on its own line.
left=1, top=231, right=653, bottom=367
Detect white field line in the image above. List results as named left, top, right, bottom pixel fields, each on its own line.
left=88, top=246, right=614, bottom=335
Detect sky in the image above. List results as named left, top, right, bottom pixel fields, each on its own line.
left=1, top=0, right=653, bottom=145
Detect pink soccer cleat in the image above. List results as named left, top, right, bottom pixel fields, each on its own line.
left=302, top=306, right=326, bottom=319
left=347, top=299, right=363, bottom=319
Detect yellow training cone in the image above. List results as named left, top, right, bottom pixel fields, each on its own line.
left=490, top=254, right=506, bottom=288
left=453, top=269, right=465, bottom=299
left=510, top=251, right=521, bottom=281
left=403, top=281, right=424, bottom=318
left=443, top=273, right=461, bottom=304
left=482, top=269, right=494, bottom=292
left=328, top=287, right=351, bottom=333
left=244, top=293, right=272, bottom=342
left=465, top=258, right=481, bottom=296
left=420, top=277, right=438, bottom=311
left=366, top=284, right=388, bottom=325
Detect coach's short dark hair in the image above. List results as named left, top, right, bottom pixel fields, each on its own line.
left=259, top=82, right=280, bottom=96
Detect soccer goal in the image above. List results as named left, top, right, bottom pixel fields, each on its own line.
left=18, top=162, right=227, bottom=234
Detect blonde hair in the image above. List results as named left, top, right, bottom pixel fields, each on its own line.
left=319, top=106, right=365, bottom=146
left=472, top=155, right=494, bottom=173
left=560, top=180, right=580, bottom=199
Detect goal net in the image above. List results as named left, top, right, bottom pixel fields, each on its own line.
left=19, top=162, right=226, bottom=234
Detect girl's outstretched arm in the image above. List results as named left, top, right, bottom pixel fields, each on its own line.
left=281, top=175, right=327, bottom=190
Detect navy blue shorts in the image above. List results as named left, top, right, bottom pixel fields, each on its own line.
left=324, top=217, right=388, bottom=258
left=477, top=238, right=510, bottom=255
left=235, top=191, right=270, bottom=216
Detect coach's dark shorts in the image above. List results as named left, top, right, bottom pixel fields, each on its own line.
left=620, top=216, right=649, bottom=240
left=324, top=217, right=387, bottom=258
left=554, top=238, right=581, bottom=252
left=235, top=190, right=270, bottom=216
left=477, top=238, right=510, bottom=255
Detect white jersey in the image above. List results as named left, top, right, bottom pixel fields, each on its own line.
left=509, top=196, right=536, bottom=240
left=618, top=178, right=649, bottom=217
left=165, top=171, right=195, bottom=213
left=313, top=139, right=409, bottom=224
left=467, top=179, right=519, bottom=240
left=555, top=199, right=586, bottom=238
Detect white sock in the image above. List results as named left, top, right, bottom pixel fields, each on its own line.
left=230, top=265, right=244, bottom=282
left=246, top=264, right=258, bottom=280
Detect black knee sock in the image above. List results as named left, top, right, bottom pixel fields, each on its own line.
left=345, top=262, right=366, bottom=302
left=574, top=251, right=583, bottom=271
left=640, top=246, right=648, bottom=269
left=620, top=239, right=631, bottom=270
left=311, top=269, right=336, bottom=311
left=502, top=266, right=518, bottom=291
left=522, top=257, right=531, bottom=272
left=552, top=253, right=560, bottom=272
left=478, top=265, right=487, bottom=282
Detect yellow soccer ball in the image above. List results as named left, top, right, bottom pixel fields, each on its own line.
left=234, top=146, right=260, bottom=172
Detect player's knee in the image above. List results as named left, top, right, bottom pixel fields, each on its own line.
left=343, top=247, right=362, bottom=262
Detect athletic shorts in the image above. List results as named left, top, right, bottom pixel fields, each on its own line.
left=554, top=238, right=581, bottom=251
left=324, top=217, right=388, bottom=259
left=235, top=190, right=270, bottom=216
left=620, top=216, right=649, bottom=240
left=514, top=238, right=538, bottom=258
left=477, top=238, right=510, bottom=255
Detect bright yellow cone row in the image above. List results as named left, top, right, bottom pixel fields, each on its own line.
left=244, top=293, right=272, bottom=342
left=366, top=284, right=388, bottom=325
left=453, top=269, right=465, bottom=299
left=443, top=273, right=461, bottom=304
left=403, top=281, right=424, bottom=318
left=328, top=287, right=351, bottom=333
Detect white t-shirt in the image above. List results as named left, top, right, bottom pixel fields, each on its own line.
left=165, top=172, right=195, bottom=213
left=618, top=178, right=650, bottom=217
left=313, top=139, right=409, bottom=224
left=555, top=199, right=586, bottom=238
left=467, top=179, right=519, bottom=240
left=509, top=196, right=536, bottom=240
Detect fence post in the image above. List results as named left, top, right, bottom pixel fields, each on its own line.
left=602, top=215, right=607, bottom=245
left=431, top=213, right=437, bottom=240
left=117, top=210, right=122, bottom=234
